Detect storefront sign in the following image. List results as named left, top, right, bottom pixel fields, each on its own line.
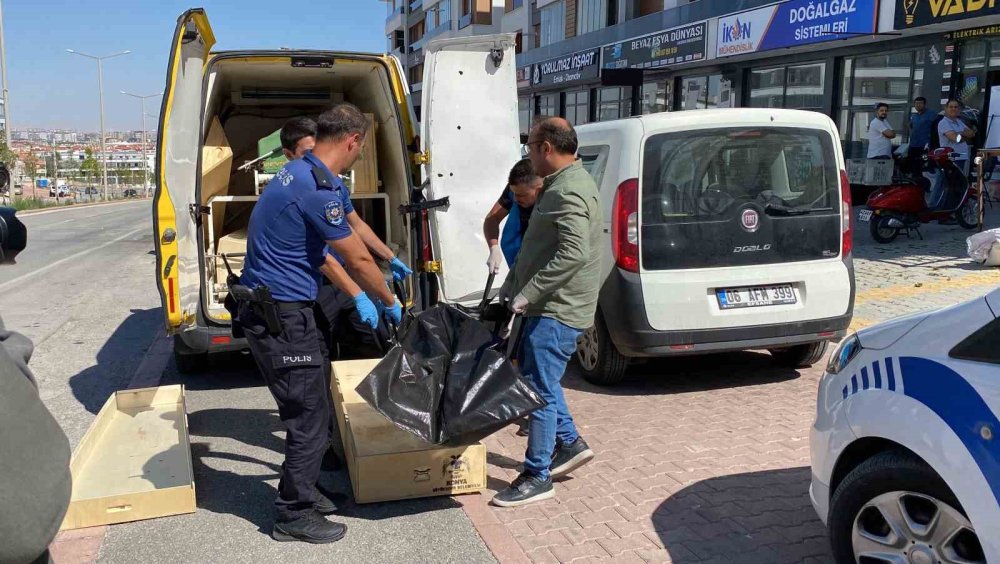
left=896, top=0, right=1000, bottom=29
left=716, top=0, right=878, bottom=58
left=602, top=21, right=707, bottom=70
left=946, top=24, right=1000, bottom=41
left=517, top=66, right=532, bottom=89
left=531, top=48, right=601, bottom=88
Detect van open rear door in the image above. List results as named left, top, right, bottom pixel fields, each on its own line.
left=420, top=34, right=520, bottom=303
left=153, top=9, right=215, bottom=331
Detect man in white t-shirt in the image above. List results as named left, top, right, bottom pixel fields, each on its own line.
left=867, top=103, right=896, bottom=159
left=930, top=99, right=976, bottom=210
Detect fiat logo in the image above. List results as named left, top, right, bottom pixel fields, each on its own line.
left=741, top=209, right=760, bottom=233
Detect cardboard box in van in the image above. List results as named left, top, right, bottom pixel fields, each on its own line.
left=331, top=359, right=486, bottom=503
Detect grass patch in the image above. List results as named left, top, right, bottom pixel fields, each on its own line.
left=7, top=198, right=75, bottom=211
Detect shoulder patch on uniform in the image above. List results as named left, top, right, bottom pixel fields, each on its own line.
left=276, top=168, right=294, bottom=187
left=312, top=165, right=333, bottom=189
left=324, top=199, right=344, bottom=226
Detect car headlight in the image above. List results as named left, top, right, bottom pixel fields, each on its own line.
left=826, top=334, right=861, bottom=375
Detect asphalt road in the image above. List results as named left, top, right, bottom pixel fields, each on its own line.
left=0, top=201, right=494, bottom=563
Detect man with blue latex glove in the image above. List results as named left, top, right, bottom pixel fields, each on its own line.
left=352, top=292, right=380, bottom=329
left=389, top=257, right=413, bottom=281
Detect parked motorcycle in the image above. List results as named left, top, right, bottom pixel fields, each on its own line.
left=860, top=145, right=980, bottom=243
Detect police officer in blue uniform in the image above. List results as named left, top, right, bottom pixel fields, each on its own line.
left=238, top=103, right=398, bottom=543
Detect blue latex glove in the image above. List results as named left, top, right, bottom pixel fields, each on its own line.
left=385, top=300, right=403, bottom=325
left=389, top=257, right=413, bottom=281
left=352, top=293, right=379, bottom=330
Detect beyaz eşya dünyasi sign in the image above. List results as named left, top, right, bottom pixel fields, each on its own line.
left=716, top=0, right=878, bottom=58
left=602, top=21, right=708, bottom=70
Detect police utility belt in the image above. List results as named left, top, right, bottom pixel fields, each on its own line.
left=221, top=255, right=311, bottom=336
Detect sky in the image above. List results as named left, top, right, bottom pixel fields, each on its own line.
left=2, top=1, right=388, bottom=131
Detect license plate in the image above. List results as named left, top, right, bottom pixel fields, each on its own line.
left=858, top=209, right=873, bottom=223
left=716, top=284, right=797, bottom=310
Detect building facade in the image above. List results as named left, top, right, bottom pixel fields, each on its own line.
left=505, top=0, right=1000, bottom=161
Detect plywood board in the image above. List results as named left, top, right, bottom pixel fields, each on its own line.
left=61, top=385, right=196, bottom=530
left=331, top=359, right=486, bottom=503
left=202, top=116, right=234, bottom=247
left=349, top=114, right=379, bottom=194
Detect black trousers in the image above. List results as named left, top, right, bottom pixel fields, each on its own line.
left=315, top=284, right=391, bottom=360
left=239, top=302, right=330, bottom=522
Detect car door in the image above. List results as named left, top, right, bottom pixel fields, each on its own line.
left=153, top=9, right=215, bottom=331
left=420, top=34, right=519, bottom=303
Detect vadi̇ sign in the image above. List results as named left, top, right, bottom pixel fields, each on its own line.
left=716, top=0, right=878, bottom=58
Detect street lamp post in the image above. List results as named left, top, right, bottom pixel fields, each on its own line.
left=121, top=91, right=160, bottom=197
left=67, top=48, right=130, bottom=201
left=0, top=0, right=12, bottom=139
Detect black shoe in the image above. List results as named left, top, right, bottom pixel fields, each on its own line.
left=491, top=472, right=554, bottom=507
left=515, top=417, right=530, bottom=437
left=550, top=437, right=594, bottom=479
left=272, top=511, right=347, bottom=544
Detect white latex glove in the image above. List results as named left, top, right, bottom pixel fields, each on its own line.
left=487, top=245, right=505, bottom=274
left=511, top=293, right=529, bottom=314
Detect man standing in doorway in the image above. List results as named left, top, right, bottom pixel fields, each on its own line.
left=932, top=98, right=976, bottom=210
left=492, top=117, right=601, bottom=508
left=907, top=97, right=935, bottom=174
left=867, top=102, right=896, bottom=160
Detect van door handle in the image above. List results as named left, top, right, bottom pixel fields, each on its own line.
left=162, top=228, right=176, bottom=244
left=164, top=255, right=176, bottom=278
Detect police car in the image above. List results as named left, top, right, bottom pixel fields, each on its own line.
left=811, top=287, right=1000, bottom=562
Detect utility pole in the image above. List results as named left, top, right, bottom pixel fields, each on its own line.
left=0, top=0, right=11, bottom=139
left=121, top=91, right=160, bottom=197
left=67, top=49, right=130, bottom=201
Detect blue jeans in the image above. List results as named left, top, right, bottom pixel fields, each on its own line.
left=519, top=316, right=582, bottom=480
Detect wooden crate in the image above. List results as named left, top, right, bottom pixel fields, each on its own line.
left=60, top=385, right=196, bottom=530
left=331, top=359, right=486, bottom=504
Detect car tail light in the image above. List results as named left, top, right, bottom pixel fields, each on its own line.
left=840, top=169, right=853, bottom=257
left=612, top=178, right=639, bottom=273
left=211, top=335, right=231, bottom=345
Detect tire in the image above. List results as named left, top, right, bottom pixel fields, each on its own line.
left=174, top=350, right=207, bottom=374
left=829, top=450, right=985, bottom=564
left=869, top=215, right=899, bottom=243
left=957, top=197, right=980, bottom=230
left=769, top=341, right=828, bottom=368
left=575, top=312, right=629, bottom=386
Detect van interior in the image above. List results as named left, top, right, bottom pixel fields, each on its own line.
left=198, top=56, right=413, bottom=322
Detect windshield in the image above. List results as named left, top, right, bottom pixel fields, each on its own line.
left=642, top=127, right=837, bottom=223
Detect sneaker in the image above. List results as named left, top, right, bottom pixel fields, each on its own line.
left=491, top=473, right=554, bottom=507
left=272, top=510, right=347, bottom=544
left=550, top=437, right=594, bottom=479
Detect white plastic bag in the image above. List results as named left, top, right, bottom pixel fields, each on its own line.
left=967, top=228, right=1000, bottom=266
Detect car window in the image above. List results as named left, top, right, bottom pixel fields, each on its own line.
left=949, top=317, right=1000, bottom=365
left=578, top=145, right=610, bottom=190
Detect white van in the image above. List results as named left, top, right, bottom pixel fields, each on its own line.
left=574, top=110, right=855, bottom=385
left=153, top=9, right=519, bottom=371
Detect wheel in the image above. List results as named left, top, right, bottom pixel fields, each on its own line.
left=769, top=341, right=828, bottom=368
left=869, top=215, right=900, bottom=243
left=575, top=312, right=628, bottom=386
left=829, top=450, right=985, bottom=564
left=174, top=350, right=207, bottom=374
left=957, top=197, right=980, bottom=230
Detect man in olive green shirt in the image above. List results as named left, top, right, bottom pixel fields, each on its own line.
left=492, top=117, right=602, bottom=508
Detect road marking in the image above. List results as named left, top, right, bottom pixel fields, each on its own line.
left=0, top=226, right=147, bottom=293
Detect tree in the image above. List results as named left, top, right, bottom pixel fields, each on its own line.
left=22, top=152, right=39, bottom=186
left=0, top=131, right=17, bottom=170
left=80, top=147, right=102, bottom=184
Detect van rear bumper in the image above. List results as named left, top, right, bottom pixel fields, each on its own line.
left=600, top=267, right=853, bottom=357
left=175, top=326, right=247, bottom=355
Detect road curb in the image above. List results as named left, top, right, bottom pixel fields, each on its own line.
left=14, top=198, right=150, bottom=217
left=48, top=327, right=171, bottom=564
left=459, top=491, right=531, bottom=564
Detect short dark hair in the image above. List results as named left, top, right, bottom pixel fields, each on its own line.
left=316, top=103, right=369, bottom=143
left=914, top=96, right=927, bottom=103
left=875, top=102, right=889, bottom=111
left=508, top=159, right=537, bottom=186
left=531, top=118, right=578, bottom=155
left=279, top=117, right=316, bottom=151
left=946, top=98, right=963, bottom=108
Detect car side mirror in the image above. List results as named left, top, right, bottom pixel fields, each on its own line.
left=0, top=207, right=26, bottom=265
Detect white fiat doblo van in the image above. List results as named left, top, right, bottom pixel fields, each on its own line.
left=153, top=9, right=519, bottom=371
left=574, top=109, right=855, bottom=385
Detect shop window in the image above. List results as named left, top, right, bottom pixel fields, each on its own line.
left=749, top=68, right=785, bottom=108
left=681, top=76, right=707, bottom=110
left=540, top=1, right=566, bottom=47
left=518, top=96, right=532, bottom=136
left=960, top=41, right=989, bottom=115
left=752, top=62, right=825, bottom=111
left=515, top=31, right=523, bottom=54
left=598, top=86, right=632, bottom=121
left=409, top=63, right=424, bottom=86
left=641, top=81, right=671, bottom=114
left=578, top=0, right=616, bottom=35
left=565, top=89, right=591, bottom=126
left=536, top=93, right=559, bottom=117
left=707, top=75, right=733, bottom=109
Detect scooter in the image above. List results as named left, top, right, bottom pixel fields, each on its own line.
left=861, top=145, right=980, bottom=243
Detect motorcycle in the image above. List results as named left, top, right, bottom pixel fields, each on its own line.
left=860, top=144, right=980, bottom=243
